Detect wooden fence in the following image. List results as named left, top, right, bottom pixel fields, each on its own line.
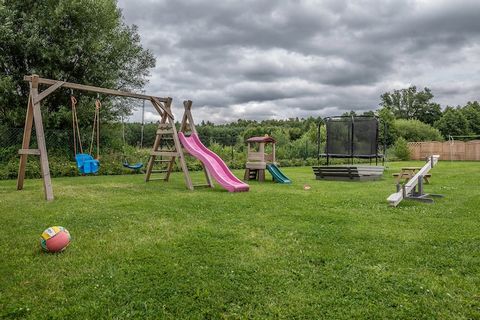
left=408, top=140, right=480, bottom=160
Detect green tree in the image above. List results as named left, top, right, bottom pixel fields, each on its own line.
left=380, top=86, right=442, bottom=125
left=288, top=127, right=303, bottom=141
left=461, top=101, right=480, bottom=135
left=305, top=123, right=325, bottom=144
left=376, top=107, right=397, bottom=147
left=361, top=110, right=375, bottom=117
left=341, top=110, right=358, bottom=117
left=0, top=0, right=155, bottom=127
left=434, top=107, right=470, bottom=138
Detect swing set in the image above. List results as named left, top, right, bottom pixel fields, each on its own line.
left=17, top=74, right=195, bottom=201
left=70, top=93, right=143, bottom=173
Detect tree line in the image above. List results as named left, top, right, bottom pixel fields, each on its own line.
left=377, top=86, right=480, bottom=141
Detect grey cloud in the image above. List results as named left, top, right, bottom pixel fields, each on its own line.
left=226, top=80, right=319, bottom=104
left=119, top=0, right=480, bottom=123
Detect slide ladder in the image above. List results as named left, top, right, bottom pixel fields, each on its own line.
left=145, top=99, right=193, bottom=190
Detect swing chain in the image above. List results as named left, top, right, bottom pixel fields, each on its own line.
left=89, top=99, right=101, bottom=159
left=71, top=94, right=83, bottom=155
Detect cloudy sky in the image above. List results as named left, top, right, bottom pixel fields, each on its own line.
left=117, top=0, right=480, bottom=123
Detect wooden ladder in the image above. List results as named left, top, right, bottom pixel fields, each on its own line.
left=145, top=98, right=193, bottom=190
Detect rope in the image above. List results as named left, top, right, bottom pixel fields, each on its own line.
left=122, top=115, right=127, bottom=163
left=71, top=96, right=83, bottom=154
left=122, top=115, right=126, bottom=146
left=89, top=99, right=101, bottom=159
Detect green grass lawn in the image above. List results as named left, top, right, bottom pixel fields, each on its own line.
left=0, top=161, right=479, bottom=319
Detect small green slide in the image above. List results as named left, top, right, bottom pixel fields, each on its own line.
left=266, top=164, right=292, bottom=184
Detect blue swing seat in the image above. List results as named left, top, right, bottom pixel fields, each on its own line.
left=75, top=153, right=100, bottom=174
left=123, top=161, right=143, bottom=170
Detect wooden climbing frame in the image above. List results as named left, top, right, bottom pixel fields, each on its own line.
left=144, top=98, right=194, bottom=190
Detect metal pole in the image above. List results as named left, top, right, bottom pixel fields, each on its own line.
left=383, top=121, right=387, bottom=166
left=417, top=175, right=424, bottom=196
left=122, top=115, right=125, bottom=145
left=317, top=121, right=321, bottom=165
left=351, top=116, right=354, bottom=165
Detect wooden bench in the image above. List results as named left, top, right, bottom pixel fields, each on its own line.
left=312, top=166, right=383, bottom=181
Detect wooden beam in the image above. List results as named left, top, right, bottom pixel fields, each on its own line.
left=169, top=114, right=193, bottom=190
left=150, top=151, right=180, bottom=157
left=183, top=100, right=198, bottom=135
left=180, top=112, right=189, bottom=132
left=149, top=100, right=165, bottom=118
left=34, top=81, right=65, bottom=104
left=151, top=97, right=174, bottom=119
left=18, top=149, right=41, bottom=155
left=272, top=143, right=276, bottom=163
left=24, top=75, right=168, bottom=103
left=30, top=76, right=54, bottom=201
left=179, top=100, right=213, bottom=189
left=17, top=94, right=35, bottom=190
left=156, top=129, right=174, bottom=135
left=145, top=112, right=169, bottom=182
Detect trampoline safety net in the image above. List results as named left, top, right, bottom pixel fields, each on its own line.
left=322, top=116, right=382, bottom=164
left=326, top=118, right=351, bottom=156
left=353, top=117, right=377, bottom=156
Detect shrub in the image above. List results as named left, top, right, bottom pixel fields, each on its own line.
left=394, top=137, right=410, bottom=160
left=0, top=146, right=18, bottom=162
left=394, top=119, right=443, bottom=142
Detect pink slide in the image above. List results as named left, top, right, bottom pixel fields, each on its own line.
left=179, top=133, right=249, bottom=192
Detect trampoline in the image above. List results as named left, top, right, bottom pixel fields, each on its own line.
left=313, top=116, right=386, bottom=181
left=318, top=116, right=385, bottom=165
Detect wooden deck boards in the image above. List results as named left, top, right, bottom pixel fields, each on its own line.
left=312, top=165, right=384, bottom=181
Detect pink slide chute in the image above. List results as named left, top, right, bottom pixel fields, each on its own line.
left=178, top=133, right=249, bottom=192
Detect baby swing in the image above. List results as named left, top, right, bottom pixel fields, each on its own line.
left=71, top=95, right=101, bottom=174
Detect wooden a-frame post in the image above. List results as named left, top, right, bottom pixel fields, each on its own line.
left=179, top=100, right=214, bottom=189
left=17, top=75, right=57, bottom=200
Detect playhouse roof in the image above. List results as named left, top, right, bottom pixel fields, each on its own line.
left=246, top=136, right=276, bottom=143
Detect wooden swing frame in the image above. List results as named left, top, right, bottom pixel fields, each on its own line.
left=17, top=74, right=193, bottom=201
